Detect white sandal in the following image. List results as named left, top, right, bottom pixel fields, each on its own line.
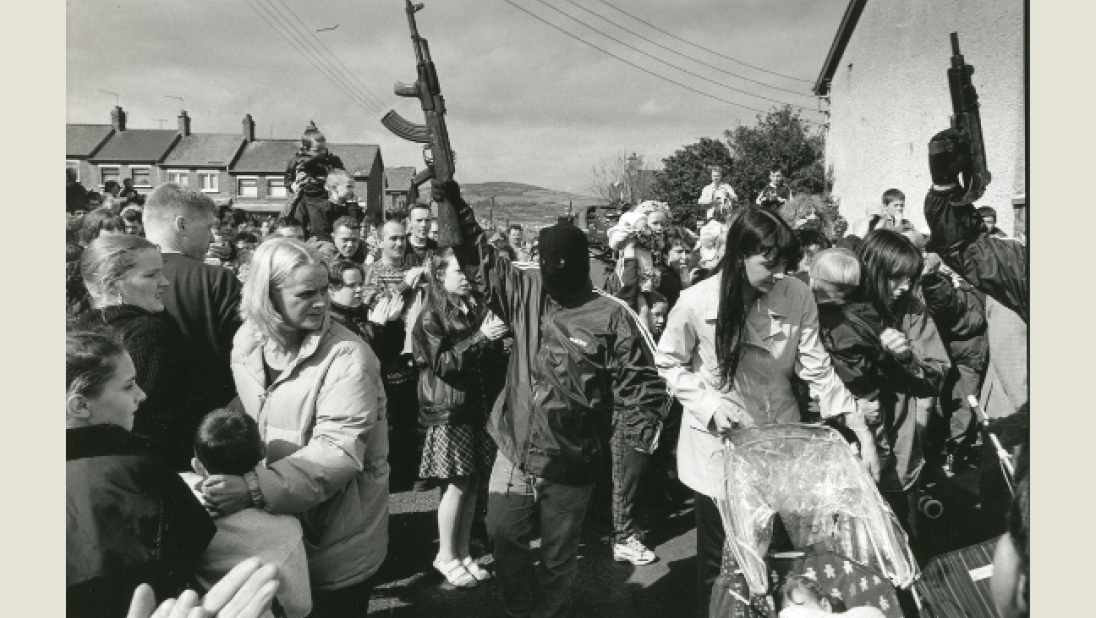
left=462, top=556, right=492, bottom=581
left=433, top=558, right=478, bottom=588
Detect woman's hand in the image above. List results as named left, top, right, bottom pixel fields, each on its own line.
left=880, top=328, right=913, bottom=362
left=856, top=397, right=882, bottom=425
left=403, top=266, right=426, bottom=287
left=201, top=475, right=252, bottom=516
left=479, top=312, right=508, bottom=341
left=710, top=403, right=755, bottom=436
left=126, top=558, right=280, bottom=618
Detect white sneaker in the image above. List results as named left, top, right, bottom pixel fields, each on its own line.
left=613, top=535, right=657, bottom=565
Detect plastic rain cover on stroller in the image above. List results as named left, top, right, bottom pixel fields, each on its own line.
left=709, top=423, right=919, bottom=596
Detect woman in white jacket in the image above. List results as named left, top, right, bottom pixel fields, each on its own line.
left=656, top=208, right=877, bottom=617
left=201, top=238, right=389, bottom=618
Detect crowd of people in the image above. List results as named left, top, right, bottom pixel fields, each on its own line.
left=66, top=125, right=1029, bottom=618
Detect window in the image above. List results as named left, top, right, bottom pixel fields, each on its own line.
left=266, top=177, right=287, bottom=198
left=167, top=170, right=188, bottom=186
left=66, top=160, right=80, bottom=182
left=131, top=167, right=151, bottom=187
left=198, top=172, right=218, bottom=193
left=237, top=177, right=258, bottom=198
left=100, top=166, right=120, bottom=187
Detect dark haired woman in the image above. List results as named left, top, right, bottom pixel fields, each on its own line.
left=855, top=229, right=950, bottom=542
left=412, top=248, right=508, bottom=588
left=66, top=327, right=215, bottom=618
left=657, top=207, right=877, bottom=616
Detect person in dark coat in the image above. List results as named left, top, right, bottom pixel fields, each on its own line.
left=67, top=167, right=88, bottom=213
left=74, top=235, right=194, bottom=470
left=66, top=327, right=215, bottom=618
left=283, top=124, right=346, bottom=231
left=143, top=183, right=243, bottom=422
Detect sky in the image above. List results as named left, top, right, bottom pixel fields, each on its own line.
left=67, top=0, right=849, bottom=195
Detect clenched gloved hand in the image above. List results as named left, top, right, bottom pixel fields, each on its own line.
left=928, top=128, right=973, bottom=186
left=432, top=179, right=482, bottom=241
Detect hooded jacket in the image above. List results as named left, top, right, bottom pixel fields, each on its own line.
left=230, top=318, right=388, bottom=590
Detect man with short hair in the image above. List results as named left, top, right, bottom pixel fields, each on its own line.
left=119, top=178, right=145, bottom=206
left=67, top=168, right=87, bottom=214
left=403, top=203, right=438, bottom=267
left=978, top=205, right=1008, bottom=238
left=143, top=182, right=243, bottom=456
left=332, top=216, right=367, bottom=264
left=508, top=224, right=530, bottom=261
left=755, top=166, right=791, bottom=211
left=697, top=165, right=737, bottom=222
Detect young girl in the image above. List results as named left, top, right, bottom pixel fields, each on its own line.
left=412, top=249, right=508, bottom=588
left=66, top=328, right=215, bottom=618
left=855, top=230, right=950, bottom=545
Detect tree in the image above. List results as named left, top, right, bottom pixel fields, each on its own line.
left=724, top=105, right=826, bottom=204
left=587, top=152, right=648, bottom=205
left=649, top=137, right=734, bottom=229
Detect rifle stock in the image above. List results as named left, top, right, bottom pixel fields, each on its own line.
left=946, top=32, right=992, bottom=205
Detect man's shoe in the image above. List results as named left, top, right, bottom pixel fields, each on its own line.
left=613, top=535, right=657, bottom=565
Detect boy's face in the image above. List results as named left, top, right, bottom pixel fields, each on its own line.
left=330, top=181, right=355, bottom=204
left=770, top=171, right=785, bottom=186
left=667, top=243, right=692, bottom=269
left=309, top=135, right=327, bottom=154
left=651, top=304, right=668, bottom=334
left=883, top=199, right=906, bottom=221
left=647, top=211, right=669, bottom=233
left=407, top=207, right=432, bottom=241
left=982, top=213, right=997, bottom=230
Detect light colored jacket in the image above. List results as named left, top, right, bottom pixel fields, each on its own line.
left=657, top=274, right=855, bottom=497
left=231, top=318, right=389, bottom=591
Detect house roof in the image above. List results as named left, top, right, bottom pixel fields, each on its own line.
left=813, top=0, right=869, bottom=96
left=384, top=166, right=416, bottom=192
left=161, top=133, right=245, bottom=168
left=230, top=140, right=298, bottom=174
left=91, top=129, right=181, bottom=163
left=67, top=124, right=115, bottom=158
left=331, top=143, right=381, bottom=178
left=231, top=140, right=381, bottom=177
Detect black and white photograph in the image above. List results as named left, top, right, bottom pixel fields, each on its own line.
left=61, top=1, right=1039, bottom=617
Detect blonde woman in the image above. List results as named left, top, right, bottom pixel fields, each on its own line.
left=200, top=238, right=388, bottom=618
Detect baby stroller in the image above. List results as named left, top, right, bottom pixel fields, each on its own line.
left=708, top=424, right=919, bottom=618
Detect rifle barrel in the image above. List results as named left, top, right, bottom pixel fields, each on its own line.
left=950, top=32, right=961, bottom=56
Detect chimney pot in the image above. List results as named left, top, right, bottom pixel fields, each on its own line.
left=111, top=106, right=127, bottom=131
left=178, top=110, right=191, bottom=136
left=242, top=114, right=256, bottom=143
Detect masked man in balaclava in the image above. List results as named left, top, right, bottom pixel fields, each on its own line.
left=434, top=181, right=668, bottom=618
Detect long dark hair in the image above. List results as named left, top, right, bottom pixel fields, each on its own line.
left=856, top=229, right=924, bottom=328
left=423, top=248, right=482, bottom=332
left=715, top=208, right=801, bottom=388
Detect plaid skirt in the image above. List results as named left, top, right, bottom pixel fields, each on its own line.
left=418, top=423, right=496, bottom=480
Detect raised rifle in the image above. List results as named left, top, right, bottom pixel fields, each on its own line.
left=943, top=32, right=992, bottom=205
left=382, top=0, right=462, bottom=247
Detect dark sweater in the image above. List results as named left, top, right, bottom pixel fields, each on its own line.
left=67, top=425, right=215, bottom=618
left=161, top=253, right=243, bottom=418
left=73, top=305, right=196, bottom=470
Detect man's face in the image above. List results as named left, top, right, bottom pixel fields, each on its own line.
left=711, top=170, right=722, bottom=184
left=124, top=221, right=143, bottom=236
left=181, top=211, right=217, bottom=260
left=883, top=199, right=906, bottom=221
left=407, top=207, right=432, bottom=241
left=329, top=181, right=355, bottom=204
left=333, top=225, right=362, bottom=258
left=381, top=222, right=407, bottom=260
left=982, top=214, right=997, bottom=230
left=509, top=229, right=523, bottom=247
left=770, top=171, right=785, bottom=186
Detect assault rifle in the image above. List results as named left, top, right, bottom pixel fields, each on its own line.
left=381, top=0, right=461, bottom=247
left=943, top=32, right=992, bottom=205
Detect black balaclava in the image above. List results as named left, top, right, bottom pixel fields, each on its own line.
left=538, top=223, right=592, bottom=307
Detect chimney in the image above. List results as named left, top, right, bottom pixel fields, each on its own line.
left=627, top=152, right=640, bottom=173
left=242, top=114, right=255, bottom=143
left=178, top=110, right=191, bottom=136
left=111, top=105, right=127, bottom=131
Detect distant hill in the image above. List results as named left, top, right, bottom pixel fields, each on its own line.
left=460, top=182, right=603, bottom=227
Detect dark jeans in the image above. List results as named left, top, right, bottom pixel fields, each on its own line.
left=694, top=492, right=725, bottom=618
left=610, top=426, right=653, bottom=543
left=487, top=452, right=595, bottom=618
left=310, top=578, right=373, bottom=618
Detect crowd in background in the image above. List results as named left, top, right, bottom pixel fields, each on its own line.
left=66, top=126, right=1029, bottom=618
